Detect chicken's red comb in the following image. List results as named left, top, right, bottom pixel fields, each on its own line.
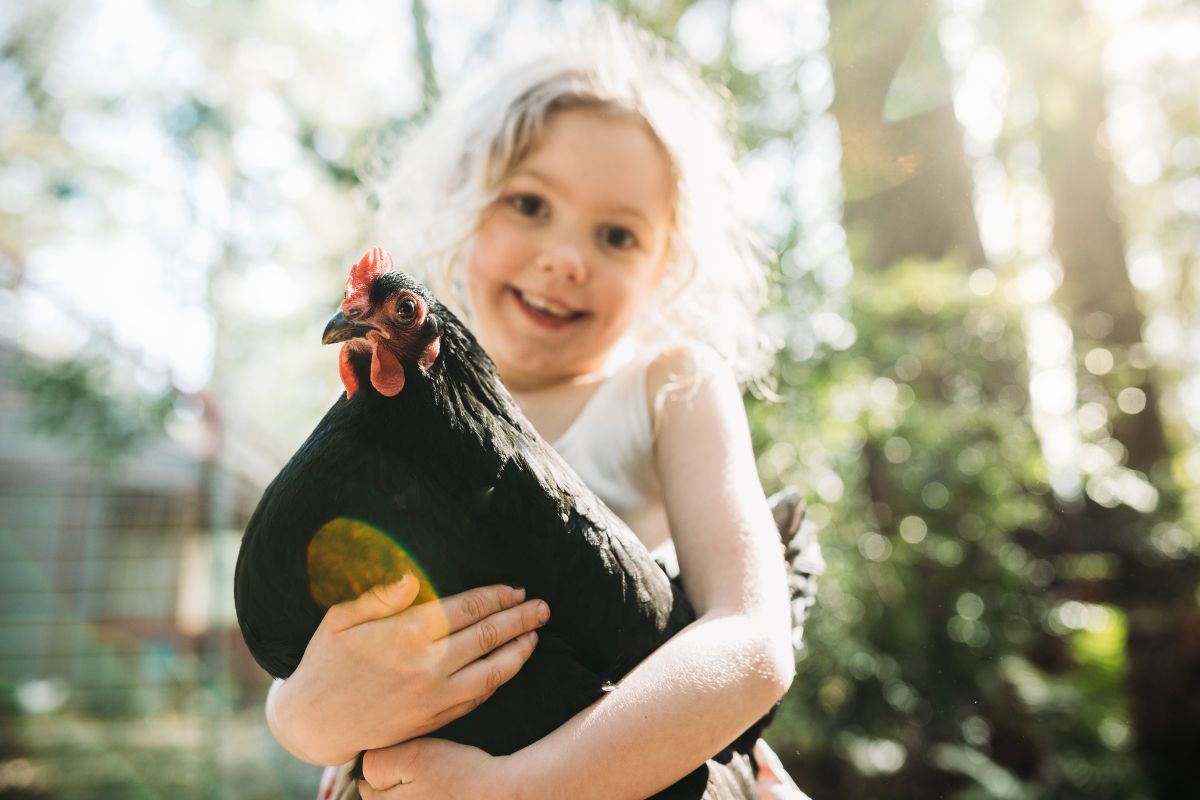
left=344, top=247, right=392, bottom=307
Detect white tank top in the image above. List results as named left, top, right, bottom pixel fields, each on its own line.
left=549, top=358, right=678, bottom=573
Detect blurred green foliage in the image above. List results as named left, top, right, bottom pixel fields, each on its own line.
left=753, top=259, right=1151, bottom=797
left=13, top=351, right=177, bottom=467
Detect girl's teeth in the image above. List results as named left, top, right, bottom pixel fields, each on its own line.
left=519, top=290, right=574, bottom=319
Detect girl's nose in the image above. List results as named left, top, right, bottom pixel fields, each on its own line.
left=538, top=241, right=587, bottom=283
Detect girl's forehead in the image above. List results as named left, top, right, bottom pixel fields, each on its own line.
left=512, top=107, right=676, bottom=217
left=537, top=106, right=664, bottom=158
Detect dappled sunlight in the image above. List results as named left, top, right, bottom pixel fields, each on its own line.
left=3, top=0, right=419, bottom=461
left=1096, top=0, right=1200, bottom=444
left=1025, top=306, right=1083, bottom=500
left=676, top=0, right=728, bottom=65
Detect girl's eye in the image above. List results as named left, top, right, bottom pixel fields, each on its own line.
left=509, top=194, right=546, bottom=218
left=397, top=297, right=418, bottom=322
left=600, top=226, right=637, bottom=251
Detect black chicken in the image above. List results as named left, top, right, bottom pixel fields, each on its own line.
left=235, top=248, right=816, bottom=799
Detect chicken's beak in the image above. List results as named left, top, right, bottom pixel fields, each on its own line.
left=322, top=311, right=375, bottom=344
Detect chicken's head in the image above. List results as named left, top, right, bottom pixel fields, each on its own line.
left=321, top=247, right=442, bottom=398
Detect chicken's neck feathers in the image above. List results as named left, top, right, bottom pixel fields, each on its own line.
left=344, top=316, right=585, bottom=510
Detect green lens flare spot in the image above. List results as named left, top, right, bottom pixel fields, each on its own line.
left=307, top=518, right=438, bottom=609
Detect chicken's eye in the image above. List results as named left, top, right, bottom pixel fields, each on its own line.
left=397, top=297, right=418, bottom=323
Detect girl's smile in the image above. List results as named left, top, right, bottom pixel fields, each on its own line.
left=465, top=106, right=675, bottom=392
left=509, top=286, right=588, bottom=326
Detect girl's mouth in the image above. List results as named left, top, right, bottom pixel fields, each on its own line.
left=511, top=288, right=587, bottom=325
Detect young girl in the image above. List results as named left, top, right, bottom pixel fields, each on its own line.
left=268, top=17, right=801, bottom=800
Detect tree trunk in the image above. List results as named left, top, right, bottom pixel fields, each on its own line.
left=1023, top=1, right=1200, bottom=793
left=828, top=0, right=985, bottom=268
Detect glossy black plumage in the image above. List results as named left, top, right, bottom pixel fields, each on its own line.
left=234, top=260, right=782, bottom=798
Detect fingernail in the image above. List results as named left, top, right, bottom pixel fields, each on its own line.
left=536, top=601, right=549, bottom=623
left=513, top=586, right=526, bottom=601
left=527, top=631, right=539, bottom=646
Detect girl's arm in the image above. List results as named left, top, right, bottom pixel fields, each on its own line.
left=360, top=346, right=795, bottom=799
left=267, top=578, right=550, bottom=766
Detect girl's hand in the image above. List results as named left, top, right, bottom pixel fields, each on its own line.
left=268, top=573, right=550, bottom=765
left=359, top=738, right=516, bottom=800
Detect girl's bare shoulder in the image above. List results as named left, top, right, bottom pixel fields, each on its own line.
left=645, top=343, right=743, bottom=439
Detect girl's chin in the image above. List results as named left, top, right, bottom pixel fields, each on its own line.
left=490, top=342, right=605, bottom=388
left=495, top=359, right=577, bottom=392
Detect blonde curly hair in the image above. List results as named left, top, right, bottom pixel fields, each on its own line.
left=367, top=13, right=775, bottom=388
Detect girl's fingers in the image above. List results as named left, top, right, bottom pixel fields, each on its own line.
left=446, top=630, right=540, bottom=709
left=360, top=740, right=427, bottom=793
left=325, top=581, right=533, bottom=641
left=443, top=598, right=549, bottom=670
left=415, top=584, right=529, bottom=639
left=324, top=574, right=421, bottom=630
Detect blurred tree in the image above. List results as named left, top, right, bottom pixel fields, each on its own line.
left=828, top=0, right=985, bottom=268
left=761, top=257, right=1152, bottom=798
left=753, top=0, right=1158, bottom=796
left=13, top=348, right=177, bottom=467
left=992, top=0, right=1200, bottom=794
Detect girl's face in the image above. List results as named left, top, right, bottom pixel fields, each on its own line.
left=464, top=107, right=675, bottom=392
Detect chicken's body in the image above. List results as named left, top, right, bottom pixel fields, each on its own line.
left=235, top=249, right=765, bottom=798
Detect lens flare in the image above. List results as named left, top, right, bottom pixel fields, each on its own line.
left=306, top=518, right=439, bottom=609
